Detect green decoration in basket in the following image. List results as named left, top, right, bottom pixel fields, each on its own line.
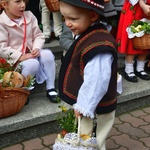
left=56, top=105, right=77, bottom=138
left=127, top=18, right=150, bottom=50
left=130, top=20, right=150, bottom=33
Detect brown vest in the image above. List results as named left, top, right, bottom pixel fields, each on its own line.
left=59, top=24, right=118, bottom=114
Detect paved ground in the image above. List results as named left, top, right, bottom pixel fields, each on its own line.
left=1, top=106, right=150, bottom=150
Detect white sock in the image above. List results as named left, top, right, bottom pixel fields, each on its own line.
left=125, top=61, right=135, bottom=76
left=136, top=60, right=147, bottom=75
left=136, top=60, right=145, bottom=72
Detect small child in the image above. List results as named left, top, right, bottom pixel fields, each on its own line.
left=0, top=0, right=59, bottom=103
left=116, top=0, right=150, bottom=82
left=58, top=0, right=118, bottom=149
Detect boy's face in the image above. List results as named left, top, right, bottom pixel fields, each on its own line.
left=60, top=1, right=99, bottom=35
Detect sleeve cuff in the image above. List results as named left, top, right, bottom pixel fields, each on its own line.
left=73, top=104, right=95, bottom=119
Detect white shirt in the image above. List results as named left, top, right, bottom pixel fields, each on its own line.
left=73, top=53, right=118, bottom=118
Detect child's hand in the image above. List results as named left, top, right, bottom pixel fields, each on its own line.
left=74, top=110, right=83, bottom=118
left=143, top=4, right=150, bottom=16
left=18, top=53, right=34, bottom=62
left=139, top=0, right=150, bottom=16
left=31, top=49, right=40, bottom=58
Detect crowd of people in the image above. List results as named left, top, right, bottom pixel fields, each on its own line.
left=0, top=0, right=150, bottom=149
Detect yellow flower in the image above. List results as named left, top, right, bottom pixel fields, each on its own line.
left=61, top=106, right=67, bottom=112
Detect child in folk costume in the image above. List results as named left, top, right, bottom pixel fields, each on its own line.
left=59, top=0, right=118, bottom=149
left=0, top=0, right=59, bottom=103
left=116, top=0, right=150, bottom=82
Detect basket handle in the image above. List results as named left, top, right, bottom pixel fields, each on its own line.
left=0, top=85, right=4, bottom=98
left=75, top=116, right=81, bottom=144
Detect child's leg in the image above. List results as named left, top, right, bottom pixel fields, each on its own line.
left=124, top=54, right=137, bottom=82
left=21, top=59, right=40, bottom=78
left=40, top=0, right=51, bottom=43
left=80, top=117, right=93, bottom=136
left=39, top=49, right=56, bottom=90
left=39, top=49, right=59, bottom=103
left=135, top=53, right=150, bottom=80
left=96, top=110, right=115, bottom=150
left=21, top=59, right=40, bottom=104
left=52, top=11, right=62, bottom=38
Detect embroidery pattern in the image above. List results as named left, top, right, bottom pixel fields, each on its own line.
left=82, top=0, right=104, bottom=9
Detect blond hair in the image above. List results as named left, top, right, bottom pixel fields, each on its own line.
left=0, top=0, right=29, bottom=14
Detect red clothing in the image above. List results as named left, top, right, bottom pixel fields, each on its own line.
left=116, top=0, right=150, bottom=54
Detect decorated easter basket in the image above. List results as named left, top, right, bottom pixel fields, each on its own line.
left=53, top=116, right=98, bottom=150
left=0, top=85, right=30, bottom=119
left=45, top=0, right=60, bottom=12
left=127, top=18, right=150, bottom=50
left=0, top=58, right=33, bottom=119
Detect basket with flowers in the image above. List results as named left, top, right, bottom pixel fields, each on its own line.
left=53, top=105, right=98, bottom=150
left=0, top=54, right=35, bottom=118
left=126, top=18, right=150, bottom=50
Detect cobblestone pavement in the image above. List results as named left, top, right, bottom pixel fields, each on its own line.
left=1, top=106, right=150, bottom=150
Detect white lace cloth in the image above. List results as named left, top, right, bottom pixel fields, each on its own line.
left=126, top=18, right=150, bottom=39
left=53, top=117, right=98, bottom=150
left=53, top=133, right=97, bottom=150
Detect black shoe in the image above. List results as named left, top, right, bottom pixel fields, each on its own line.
left=55, top=36, right=60, bottom=41
left=124, top=72, right=138, bottom=83
left=134, top=70, right=150, bottom=80
left=47, top=89, right=60, bottom=103
left=25, top=97, right=30, bottom=105
left=45, top=37, right=51, bottom=43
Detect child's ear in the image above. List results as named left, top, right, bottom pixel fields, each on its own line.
left=90, top=11, right=99, bottom=22
left=0, top=0, right=8, bottom=9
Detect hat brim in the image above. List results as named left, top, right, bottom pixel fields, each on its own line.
left=103, top=2, right=117, bottom=17
left=60, top=0, right=104, bottom=16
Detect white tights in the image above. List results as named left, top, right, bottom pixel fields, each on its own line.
left=21, top=49, right=56, bottom=90
left=80, top=111, right=115, bottom=150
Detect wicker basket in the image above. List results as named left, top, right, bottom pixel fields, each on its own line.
left=45, top=0, right=60, bottom=12
left=132, top=34, right=150, bottom=50
left=0, top=86, right=30, bottom=119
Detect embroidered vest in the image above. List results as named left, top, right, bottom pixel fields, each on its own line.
left=59, top=24, right=118, bottom=114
